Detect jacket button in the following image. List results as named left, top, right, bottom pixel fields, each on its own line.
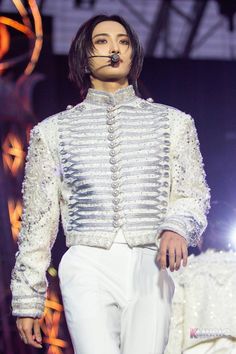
left=109, top=141, right=120, bottom=148
left=106, top=111, right=113, bottom=116
left=111, top=182, right=119, bottom=188
left=113, top=221, right=120, bottom=227
left=113, top=214, right=120, bottom=220
left=106, top=118, right=115, bottom=125
left=107, top=106, right=115, bottom=112
left=111, top=173, right=118, bottom=180
left=112, top=190, right=120, bottom=196
left=110, top=157, right=117, bottom=164
left=107, top=111, right=115, bottom=117
left=111, top=165, right=118, bottom=172
left=112, top=198, right=120, bottom=204
left=108, top=126, right=115, bottom=133
left=109, top=150, right=116, bottom=157
left=108, top=134, right=115, bottom=141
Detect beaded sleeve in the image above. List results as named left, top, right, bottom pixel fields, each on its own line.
left=156, top=113, right=211, bottom=247
left=10, top=124, right=60, bottom=318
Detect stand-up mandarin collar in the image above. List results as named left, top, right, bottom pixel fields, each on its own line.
left=84, top=84, right=137, bottom=106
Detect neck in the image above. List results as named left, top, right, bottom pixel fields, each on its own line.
left=89, top=77, right=129, bottom=94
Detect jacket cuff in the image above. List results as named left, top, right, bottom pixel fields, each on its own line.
left=155, top=217, right=189, bottom=247
left=11, top=294, right=45, bottom=318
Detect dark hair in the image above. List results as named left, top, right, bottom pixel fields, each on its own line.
left=68, top=14, right=144, bottom=99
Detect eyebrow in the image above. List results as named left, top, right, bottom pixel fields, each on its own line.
left=92, top=33, right=129, bottom=39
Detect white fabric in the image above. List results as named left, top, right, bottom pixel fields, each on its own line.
left=113, top=227, right=127, bottom=243
left=164, top=250, right=236, bottom=354
left=183, top=338, right=236, bottom=354
left=113, top=227, right=157, bottom=247
left=58, top=228, right=175, bottom=354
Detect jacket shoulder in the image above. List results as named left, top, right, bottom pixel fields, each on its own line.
left=28, top=109, right=68, bottom=156
left=31, top=105, right=76, bottom=139
left=34, top=109, right=65, bottom=132
left=142, top=99, right=193, bottom=127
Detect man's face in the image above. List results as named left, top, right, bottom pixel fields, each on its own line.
left=88, top=20, right=133, bottom=82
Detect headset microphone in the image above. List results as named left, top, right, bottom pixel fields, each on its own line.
left=88, top=53, right=120, bottom=63
left=110, top=53, right=120, bottom=63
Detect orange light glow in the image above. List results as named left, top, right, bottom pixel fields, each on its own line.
left=0, top=23, right=10, bottom=60
left=0, top=0, right=43, bottom=74
left=2, top=133, right=26, bottom=176
left=8, top=199, right=23, bottom=241
left=39, top=290, right=69, bottom=353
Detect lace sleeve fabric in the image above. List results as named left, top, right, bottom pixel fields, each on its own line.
left=179, top=251, right=236, bottom=350
left=10, top=124, right=60, bottom=318
left=156, top=113, right=211, bottom=247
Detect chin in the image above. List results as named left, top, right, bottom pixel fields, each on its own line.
left=101, top=71, right=130, bottom=80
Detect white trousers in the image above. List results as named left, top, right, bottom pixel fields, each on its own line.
left=58, top=228, right=175, bottom=354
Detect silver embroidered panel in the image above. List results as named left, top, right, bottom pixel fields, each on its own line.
left=57, top=100, right=171, bottom=237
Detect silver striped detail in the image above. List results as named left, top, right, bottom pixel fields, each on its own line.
left=57, top=100, right=170, bottom=235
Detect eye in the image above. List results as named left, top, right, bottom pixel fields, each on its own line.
left=120, top=39, right=130, bottom=45
left=95, top=39, right=107, bottom=44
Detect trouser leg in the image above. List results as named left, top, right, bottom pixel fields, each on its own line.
left=120, top=246, right=175, bottom=354
left=58, top=242, right=174, bottom=354
left=58, top=245, right=122, bottom=354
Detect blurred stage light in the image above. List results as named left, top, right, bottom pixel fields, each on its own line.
left=0, top=0, right=43, bottom=75
left=229, top=224, right=236, bottom=249
left=48, top=266, right=58, bottom=277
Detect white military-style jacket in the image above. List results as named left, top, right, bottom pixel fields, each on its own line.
left=10, top=84, right=210, bottom=318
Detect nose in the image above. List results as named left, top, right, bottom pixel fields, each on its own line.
left=109, top=40, right=120, bottom=54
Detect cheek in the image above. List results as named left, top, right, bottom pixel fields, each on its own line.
left=126, top=49, right=133, bottom=62
left=126, top=54, right=133, bottom=66
left=91, top=45, right=100, bottom=53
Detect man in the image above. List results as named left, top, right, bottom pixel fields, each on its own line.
left=11, top=14, right=210, bottom=354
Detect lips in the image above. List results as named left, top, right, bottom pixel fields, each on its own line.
left=111, top=59, right=122, bottom=67
left=111, top=61, right=120, bottom=67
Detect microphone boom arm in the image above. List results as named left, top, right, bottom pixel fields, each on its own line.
left=88, top=53, right=120, bottom=63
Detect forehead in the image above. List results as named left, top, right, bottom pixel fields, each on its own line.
left=92, top=21, right=128, bottom=36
